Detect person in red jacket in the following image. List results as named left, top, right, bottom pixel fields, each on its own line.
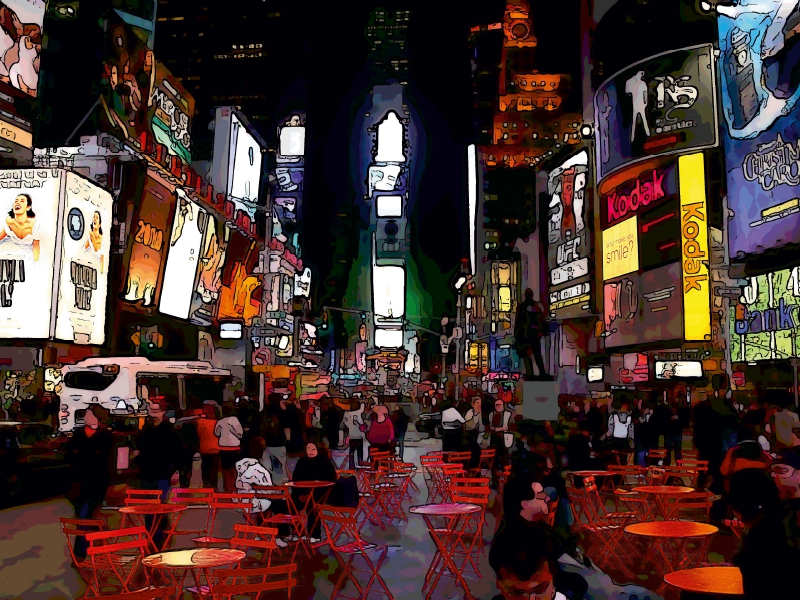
left=366, top=407, right=394, bottom=453
left=196, top=405, right=221, bottom=490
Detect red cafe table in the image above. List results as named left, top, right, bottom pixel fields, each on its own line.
left=119, top=503, right=187, bottom=552
left=665, top=566, right=743, bottom=596
left=411, top=502, right=481, bottom=600
left=143, top=547, right=245, bottom=598
left=625, top=521, right=718, bottom=592
left=283, top=480, right=335, bottom=547
left=630, top=485, right=695, bottom=520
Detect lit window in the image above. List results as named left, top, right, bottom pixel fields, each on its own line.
left=375, top=111, right=406, bottom=163
left=498, top=286, right=512, bottom=312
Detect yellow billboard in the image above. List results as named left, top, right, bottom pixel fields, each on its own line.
left=678, top=153, right=711, bottom=341
left=602, top=216, right=639, bottom=280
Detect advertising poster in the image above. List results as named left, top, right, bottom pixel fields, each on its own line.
left=151, top=63, right=194, bottom=165
left=54, top=173, right=113, bottom=345
left=678, top=153, right=711, bottom=341
left=603, top=262, right=683, bottom=348
left=123, top=178, right=175, bottom=307
left=546, top=150, right=592, bottom=319
left=218, top=231, right=262, bottom=326
left=0, top=169, right=59, bottom=338
left=594, top=45, right=718, bottom=181
left=717, top=1, right=800, bottom=257
left=228, top=114, right=263, bottom=220
left=159, top=196, right=205, bottom=320
left=0, top=1, right=44, bottom=99
left=730, top=266, right=800, bottom=362
left=189, top=213, right=229, bottom=326
left=602, top=216, right=639, bottom=281
left=601, top=162, right=678, bottom=228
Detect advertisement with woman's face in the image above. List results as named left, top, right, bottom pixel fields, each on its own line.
left=0, top=171, right=60, bottom=338
left=54, top=173, right=113, bottom=345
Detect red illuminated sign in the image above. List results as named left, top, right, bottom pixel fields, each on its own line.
left=605, top=169, right=667, bottom=225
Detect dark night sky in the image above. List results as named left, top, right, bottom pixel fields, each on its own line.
left=301, top=2, right=505, bottom=318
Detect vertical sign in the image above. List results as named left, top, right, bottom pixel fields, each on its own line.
left=678, top=153, right=710, bottom=341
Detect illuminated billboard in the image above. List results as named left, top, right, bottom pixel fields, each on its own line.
left=730, top=266, right=800, bottom=362
left=123, top=177, right=175, bottom=308
left=0, top=169, right=112, bottom=342
left=594, top=45, right=718, bottom=181
left=678, top=153, right=711, bottom=342
left=372, top=264, right=405, bottom=320
left=189, top=214, right=229, bottom=326
left=546, top=150, right=592, bottom=319
left=0, top=1, right=44, bottom=99
left=54, top=173, right=114, bottom=345
left=151, top=63, right=194, bottom=165
left=218, top=232, right=262, bottom=326
left=159, top=196, right=205, bottom=320
left=602, top=216, right=639, bottom=281
left=208, top=107, right=266, bottom=223
left=717, top=2, right=800, bottom=257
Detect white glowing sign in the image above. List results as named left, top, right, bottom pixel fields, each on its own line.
left=375, top=328, right=403, bottom=349
left=159, top=198, right=204, bottom=320
left=376, top=196, right=403, bottom=218
left=375, top=111, right=406, bottom=163
left=372, top=264, right=405, bottom=319
left=468, top=144, right=477, bottom=277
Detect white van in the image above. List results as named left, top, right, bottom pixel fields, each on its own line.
left=58, top=357, right=232, bottom=432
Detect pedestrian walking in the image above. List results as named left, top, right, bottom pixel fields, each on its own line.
left=263, top=393, right=290, bottom=484
left=63, top=404, right=114, bottom=559
left=440, top=398, right=465, bottom=452
left=215, top=403, right=243, bottom=492
left=489, top=397, right=513, bottom=486
left=393, top=406, right=410, bottom=460
left=196, top=405, right=221, bottom=489
left=342, top=400, right=366, bottom=469
left=366, top=405, right=394, bottom=453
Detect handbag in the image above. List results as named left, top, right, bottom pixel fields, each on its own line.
left=503, top=432, right=514, bottom=448
left=359, top=423, right=367, bottom=433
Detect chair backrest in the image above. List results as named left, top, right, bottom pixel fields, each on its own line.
left=318, top=504, right=367, bottom=552
left=124, top=488, right=163, bottom=505
left=253, top=485, right=303, bottom=517
left=85, top=587, right=177, bottom=600
left=230, top=524, right=279, bottom=564
left=60, top=517, right=106, bottom=565
left=212, top=565, right=297, bottom=598
left=649, top=449, right=667, bottom=460
left=677, top=459, right=709, bottom=470
left=479, top=448, right=496, bottom=460
left=212, top=493, right=258, bottom=510
left=84, top=526, right=149, bottom=592
left=169, top=487, right=215, bottom=506
left=444, top=451, right=472, bottom=468
left=667, top=491, right=715, bottom=520
left=450, top=486, right=490, bottom=508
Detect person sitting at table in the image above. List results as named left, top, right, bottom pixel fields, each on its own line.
left=291, top=441, right=337, bottom=543
left=499, top=473, right=663, bottom=600
left=729, top=469, right=800, bottom=599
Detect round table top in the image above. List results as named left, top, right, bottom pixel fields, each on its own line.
left=410, top=503, right=481, bottom=516
left=143, top=548, right=246, bottom=569
left=120, top=504, right=188, bottom=515
left=664, top=567, right=743, bottom=595
left=631, top=486, right=695, bottom=495
left=572, top=470, right=617, bottom=477
left=284, top=480, right=336, bottom=489
left=625, top=521, right=719, bottom=538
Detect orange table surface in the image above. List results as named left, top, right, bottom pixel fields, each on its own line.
left=664, top=567, right=743, bottom=595
left=626, top=521, right=718, bottom=538
left=631, top=486, right=695, bottom=495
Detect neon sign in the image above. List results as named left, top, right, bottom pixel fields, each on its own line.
left=605, top=169, right=667, bottom=225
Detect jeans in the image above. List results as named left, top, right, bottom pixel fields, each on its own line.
left=396, top=438, right=405, bottom=461
left=348, top=439, right=365, bottom=469
left=636, top=450, right=649, bottom=467
left=665, top=434, right=683, bottom=465
left=140, top=479, right=171, bottom=549
left=71, top=498, right=102, bottom=560
left=200, top=454, right=219, bottom=490
left=263, top=446, right=288, bottom=484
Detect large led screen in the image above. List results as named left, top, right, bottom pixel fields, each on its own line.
left=159, top=197, right=205, bottom=320
left=228, top=114, right=263, bottom=221
left=0, top=1, right=44, bottom=99
left=372, top=264, right=405, bottom=320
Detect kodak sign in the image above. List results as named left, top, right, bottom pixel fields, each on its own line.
left=605, top=169, right=668, bottom=225
left=678, top=153, right=711, bottom=341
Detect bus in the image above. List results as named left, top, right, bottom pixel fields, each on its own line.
left=58, top=357, right=233, bottom=433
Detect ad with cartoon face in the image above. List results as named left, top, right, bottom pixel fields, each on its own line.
left=0, top=170, right=60, bottom=338
left=54, top=173, right=114, bottom=345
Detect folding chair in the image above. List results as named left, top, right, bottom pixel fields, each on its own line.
left=677, top=459, right=709, bottom=489
left=83, top=526, right=150, bottom=596
left=165, top=488, right=214, bottom=541
left=645, top=467, right=666, bottom=485
left=446, top=480, right=491, bottom=576
left=443, top=451, right=472, bottom=471
left=664, top=491, right=715, bottom=521
left=254, top=485, right=312, bottom=562
left=124, top=489, right=164, bottom=506
left=420, top=454, right=446, bottom=501
left=319, top=505, right=393, bottom=600
left=392, top=461, right=420, bottom=495
left=229, top=524, right=279, bottom=568
left=648, top=449, right=668, bottom=466
left=472, top=448, right=496, bottom=478
left=439, top=464, right=465, bottom=503
left=60, top=517, right=107, bottom=594
left=82, top=587, right=177, bottom=600
left=193, top=493, right=259, bottom=548
left=211, top=564, right=297, bottom=600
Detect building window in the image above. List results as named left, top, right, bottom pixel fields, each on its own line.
left=498, top=286, right=512, bottom=312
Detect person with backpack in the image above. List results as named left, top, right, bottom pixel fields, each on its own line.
left=514, top=289, right=551, bottom=381
left=603, top=398, right=634, bottom=457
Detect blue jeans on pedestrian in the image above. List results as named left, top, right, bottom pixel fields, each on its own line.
left=141, top=479, right=170, bottom=548
left=665, top=434, right=683, bottom=465
left=636, top=450, right=649, bottom=467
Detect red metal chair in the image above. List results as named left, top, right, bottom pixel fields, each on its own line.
left=83, top=526, right=150, bottom=595
left=229, top=524, right=279, bottom=568
left=677, top=459, right=709, bottom=489
left=192, top=493, right=259, bottom=548
left=165, top=487, right=214, bottom=540
left=253, top=485, right=311, bottom=562
left=648, top=449, right=668, bottom=466
left=319, top=505, right=393, bottom=600
left=664, top=491, right=716, bottom=521
left=477, top=448, right=496, bottom=478
left=60, top=517, right=108, bottom=594
left=211, top=564, right=297, bottom=600
left=445, top=480, right=491, bottom=576
left=123, top=489, right=164, bottom=506
left=443, top=451, right=472, bottom=471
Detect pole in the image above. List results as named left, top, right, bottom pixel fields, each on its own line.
left=792, top=358, right=799, bottom=409
left=455, top=294, right=462, bottom=402
left=258, top=372, right=265, bottom=412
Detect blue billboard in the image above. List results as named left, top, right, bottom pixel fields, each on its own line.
left=718, top=1, right=800, bottom=259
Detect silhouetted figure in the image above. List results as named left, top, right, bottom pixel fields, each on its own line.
left=514, top=289, right=549, bottom=381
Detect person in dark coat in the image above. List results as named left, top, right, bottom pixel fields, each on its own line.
left=291, top=441, right=337, bottom=542
left=323, top=398, right=343, bottom=451
left=63, top=404, right=115, bottom=559
left=393, top=406, right=410, bottom=460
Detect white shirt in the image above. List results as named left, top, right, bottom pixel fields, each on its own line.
left=441, top=407, right=466, bottom=429
left=342, top=409, right=365, bottom=440
left=235, top=458, right=272, bottom=513
left=215, top=416, right=243, bottom=447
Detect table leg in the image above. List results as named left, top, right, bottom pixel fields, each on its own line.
left=424, top=515, right=475, bottom=600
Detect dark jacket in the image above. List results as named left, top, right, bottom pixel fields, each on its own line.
left=734, top=511, right=800, bottom=599
left=393, top=411, right=410, bottom=439
left=64, top=428, right=115, bottom=503
left=292, top=454, right=337, bottom=483
left=134, top=420, right=182, bottom=481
